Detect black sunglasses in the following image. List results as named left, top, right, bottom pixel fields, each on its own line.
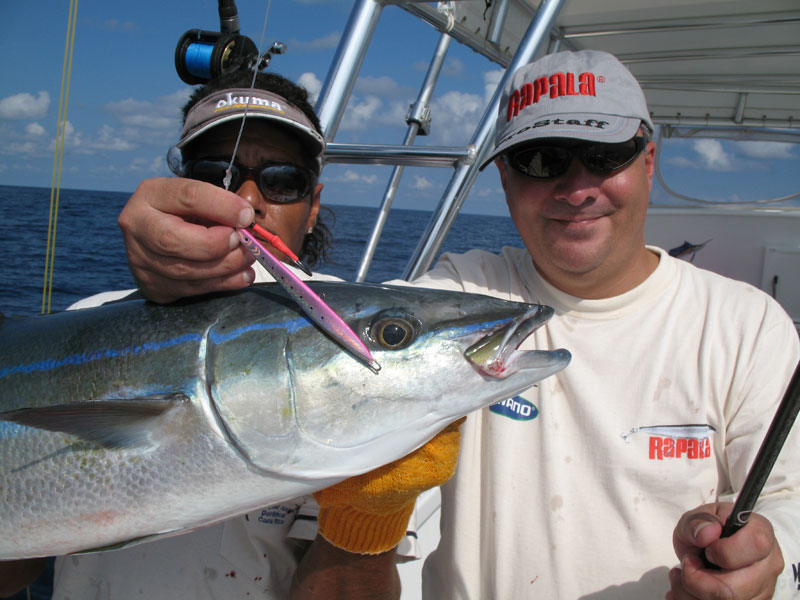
left=505, top=137, right=647, bottom=179
left=181, top=159, right=317, bottom=204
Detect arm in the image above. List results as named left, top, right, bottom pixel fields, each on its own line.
left=669, top=302, right=800, bottom=599
left=118, top=177, right=256, bottom=303
left=0, top=558, right=47, bottom=598
left=290, top=419, right=463, bottom=599
left=291, top=536, right=400, bottom=600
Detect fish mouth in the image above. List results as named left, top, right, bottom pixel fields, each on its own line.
left=465, top=305, right=569, bottom=378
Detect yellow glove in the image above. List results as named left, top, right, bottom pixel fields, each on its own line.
left=313, top=418, right=464, bottom=555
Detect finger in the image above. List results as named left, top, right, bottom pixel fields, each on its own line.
left=129, top=244, right=255, bottom=302
left=129, top=216, right=245, bottom=264
left=128, top=242, right=255, bottom=283
left=673, top=509, right=724, bottom=558
left=133, top=267, right=256, bottom=305
left=704, top=516, right=782, bottom=573
left=120, top=178, right=254, bottom=258
left=120, top=184, right=254, bottom=263
left=667, top=566, right=697, bottom=600
left=132, top=177, right=255, bottom=227
left=680, top=549, right=780, bottom=600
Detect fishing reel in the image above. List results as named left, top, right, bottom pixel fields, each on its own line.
left=174, top=0, right=286, bottom=84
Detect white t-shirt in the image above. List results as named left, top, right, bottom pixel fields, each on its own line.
left=416, top=246, right=800, bottom=599
left=53, top=264, right=424, bottom=600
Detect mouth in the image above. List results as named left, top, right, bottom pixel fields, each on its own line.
left=464, top=305, right=570, bottom=378
left=551, top=214, right=604, bottom=224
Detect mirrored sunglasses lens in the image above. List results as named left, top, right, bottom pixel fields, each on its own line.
left=511, top=146, right=573, bottom=178
left=187, top=160, right=237, bottom=188
left=259, top=166, right=313, bottom=203
left=582, top=139, right=639, bottom=172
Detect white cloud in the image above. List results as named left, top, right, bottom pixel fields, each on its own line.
left=483, top=69, right=504, bottom=104
left=665, top=155, right=694, bottom=169
left=737, top=141, right=794, bottom=160
left=339, top=96, right=384, bottom=131
left=428, top=90, right=484, bottom=144
left=443, top=57, right=465, bottom=78
left=288, top=32, right=341, bottom=52
left=298, top=72, right=322, bottom=104
left=693, top=139, right=733, bottom=171
left=104, top=90, right=186, bottom=133
left=334, top=169, right=379, bottom=185
left=413, top=176, right=433, bottom=190
left=0, top=91, right=50, bottom=120
left=355, top=76, right=405, bottom=97
left=94, top=124, right=136, bottom=151
left=25, top=122, right=46, bottom=137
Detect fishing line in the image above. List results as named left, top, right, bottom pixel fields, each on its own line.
left=42, top=0, right=78, bottom=315
left=224, top=0, right=272, bottom=190
left=212, top=2, right=378, bottom=371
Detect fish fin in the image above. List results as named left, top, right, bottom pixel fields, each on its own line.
left=0, top=393, right=189, bottom=448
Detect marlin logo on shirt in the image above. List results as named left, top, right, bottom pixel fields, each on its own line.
left=622, top=424, right=716, bottom=461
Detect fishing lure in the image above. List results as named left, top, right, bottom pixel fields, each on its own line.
left=238, top=228, right=381, bottom=372
left=249, top=222, right=311, bottom=276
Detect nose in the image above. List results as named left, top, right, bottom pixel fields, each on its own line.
left=551, top=160, right=600, bottom=207
left=236, top=178, right=267, bottom=215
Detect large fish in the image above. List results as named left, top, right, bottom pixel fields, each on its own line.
left=0, top=282, right=570, bottom=559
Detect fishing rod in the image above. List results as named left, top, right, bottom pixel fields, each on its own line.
left=702, top=358, right=800, bottom=569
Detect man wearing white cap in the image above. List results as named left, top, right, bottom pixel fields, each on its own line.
left=401, top=49, right=800, bottom=600
left=27, top=51, right=800, bottom=599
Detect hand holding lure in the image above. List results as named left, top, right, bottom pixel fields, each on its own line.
left=238, top=227, right=381, bottom=372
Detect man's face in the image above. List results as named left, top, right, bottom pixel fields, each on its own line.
left=184, top=119, right=322, bottom=262
left=497, top=136, right=657, bottom=298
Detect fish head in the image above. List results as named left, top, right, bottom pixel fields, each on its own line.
left=209, top=283, right=570, bottom=479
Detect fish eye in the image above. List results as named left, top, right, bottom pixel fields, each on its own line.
left=370, top=317, right=416, bottom=350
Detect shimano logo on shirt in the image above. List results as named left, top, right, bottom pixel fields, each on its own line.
left=490, top=396, right=539, bottom=421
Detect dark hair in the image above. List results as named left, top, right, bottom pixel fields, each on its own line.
left=181, top=68, right=332, bottom=267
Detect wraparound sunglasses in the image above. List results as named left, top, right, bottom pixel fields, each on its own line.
left=181, top=159, right=318, bottom=203
left=505, top=136, right=647, bottom=179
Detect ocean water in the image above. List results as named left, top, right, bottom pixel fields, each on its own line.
left=0, top=184, right=523, bottom=316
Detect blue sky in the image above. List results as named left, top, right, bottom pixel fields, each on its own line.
left=1, top=0, right=798, bottom=216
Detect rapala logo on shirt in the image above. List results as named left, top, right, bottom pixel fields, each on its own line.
left=621, top=424, right=716, bottom=461
left=507, top=72, right=597, bottom=122
left=648, top=436, right=711, bottom=460
left=215, top=92, right=284, bottom=113
left=489, top=396, right=538, bottom=421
